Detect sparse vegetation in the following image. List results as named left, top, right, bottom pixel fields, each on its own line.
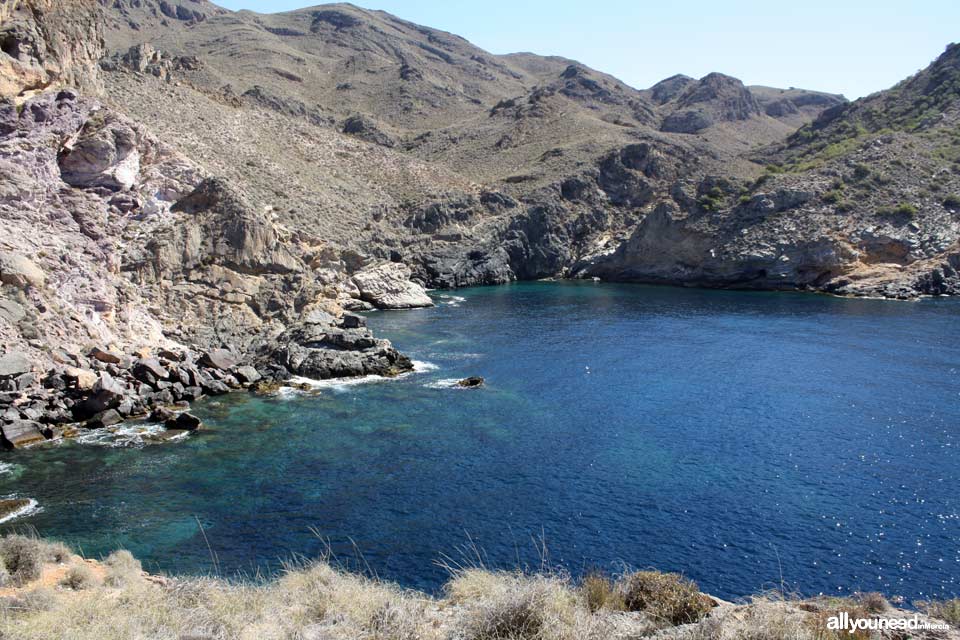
left=921, top=598, right=960, bottom=626
left=0, top=537, right=956, bottom=640
left=617, top=570, right=712, bottom=626
left=0, top=535, right=46, bottom=586
left=580, top=571, right=625, bottom=613
left=943, top=194, right=960, bottom=209
left=60, top=563, right=97, bottom=590
left=877, top=202, right=918, bottom=217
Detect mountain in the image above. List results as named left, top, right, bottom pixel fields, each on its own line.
left=1, top=0, right=958, bottom=391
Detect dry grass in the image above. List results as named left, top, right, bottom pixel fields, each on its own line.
left=580, top=571, right=625, bottom=613
left=0, top=538, right=953, bottom=640
left=103, top=549, right=142, bottom=587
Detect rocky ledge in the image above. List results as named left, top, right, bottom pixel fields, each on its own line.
left=0, top=310, right=413, bottom=450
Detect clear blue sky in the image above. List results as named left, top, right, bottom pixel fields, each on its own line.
left=213, top=0, right=958, bottom=99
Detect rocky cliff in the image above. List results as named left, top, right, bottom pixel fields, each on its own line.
left=0, top=0, right=103, bottom=98
left=1, top=2, right=959, bottom=441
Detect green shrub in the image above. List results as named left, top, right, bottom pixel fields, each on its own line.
left=943, top=194, right=960, bottom=209
left=822, top=190, right=841, bottom=204
left=616, top=571, right=712, bottom=626
left=852, top=164, right=872, bottom=180
left=878, top=202, right=917, bottom=217
left=836, top=200, right=855, bottom=213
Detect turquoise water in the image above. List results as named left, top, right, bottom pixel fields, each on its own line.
left=1, top=282, right=959, bottom=601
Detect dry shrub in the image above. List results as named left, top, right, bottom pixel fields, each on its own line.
left=45, top=541, right=72, bottom=564
left=104, top=549, right=142, bottom=587
left=60, top=563, right=97, bottom=590
left=447, top=568, right=602, bottom=640
left=616, top=570, right=712, bottom=626
left=0, top=535, right=45, bottom=586
left=854, top=591, right=888, bottom=613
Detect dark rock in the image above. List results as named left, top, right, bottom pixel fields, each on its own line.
left=340, top=314, right=365, bottom=329
left=93, top=372, right=126, bottom=406
left=166, top=412, right=202, bottom=431
left=148, top=407, right=177, bottom=423
left=457, top=376, right=485, bottom=388
left=2, top=420, right=46, bottom=448
left=199, top=349, right=238, bottom=370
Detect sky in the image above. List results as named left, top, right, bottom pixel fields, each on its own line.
left=211, top=0, right=958, bottom=99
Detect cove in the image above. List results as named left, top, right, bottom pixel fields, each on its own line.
left=1, top=282, right=958, bottom=602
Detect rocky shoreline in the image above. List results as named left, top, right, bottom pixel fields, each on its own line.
left=0, top=308, right=415, bottom=450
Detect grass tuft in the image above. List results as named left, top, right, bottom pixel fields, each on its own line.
left=616, top=570, right=712, bottom=626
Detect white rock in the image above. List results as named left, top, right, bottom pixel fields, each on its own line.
left=351, top=263, right=433, bottom=310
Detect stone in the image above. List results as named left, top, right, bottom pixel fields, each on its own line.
left=351, top=263, right=434, bottom=309
left=202, top=380, right=231, bottom=395
left=166, top=412, right=202, bottom=431
left=457, top=376, right=485, bottom=388
left=0, top=252, right=45, bottom=289
left=199, top=349, right=239, bottom=370
left=87, top=409, right=123, bottom=428
left=64, top=367, right=97, bottom=390
left=180, top=386, right=204, bottom=401
left=0, top=352, right=31, bottom=379
left=134, top=358, right=169, bottom=382
left=0, top=299, right=26, bottom=324
left=148, top=407, right=177, bottom=423
left=340, top=314, right=366, bottom=329
left=233, top=366, right=261, bottom=384
left=14, top=372, right=38, bottom=391
left=1, top=420, right=46, bottom=448
left=149, top=429, right=190, bottom=442
left=89, top=347, right=122, bottom=364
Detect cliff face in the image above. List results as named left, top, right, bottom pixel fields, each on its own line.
left=1, top=2, right=959, bottom=387
left=0, top=0, right=104, bottom=98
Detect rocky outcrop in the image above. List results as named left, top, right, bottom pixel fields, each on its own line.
left=661, top=73, right=762, bottom=133
left=351, top=263, right=433, bottom=309
left=264, top=317, right=413, bottom=380
left=0, top=0, right=104, bottom=98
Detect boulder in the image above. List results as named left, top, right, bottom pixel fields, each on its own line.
left=166, top=412, right=202, bottom=431
left=340, top=314, right=366, bottom=329
left=0, top=252, right=45, bottom=288
left=457, top=376, right=485, bottom=388
left=1, top=420, right=46, bottom=448
left=233, top=365, right=261, bottom=384
left=92, top=372, right=126, bottom=407
left=89, top=347, right=122, bottom=364
left=87, top=409, right=123, bottom=428
left=64, top=366, right=97, bottom=390
left=351, top=263, right=433, bottom=309
left=133, top=358, right=168, bottom=383
left=0, top=352, right=31, bottom=379
left=148, top=407, right=177, bottom=423
left=199, top=349, right=238, bottom=370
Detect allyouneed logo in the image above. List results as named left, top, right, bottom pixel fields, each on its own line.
left=826, top=611, right=951, bottom=634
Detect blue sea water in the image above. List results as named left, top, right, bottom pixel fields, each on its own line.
left=1, top=282, right=958, bottom=601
